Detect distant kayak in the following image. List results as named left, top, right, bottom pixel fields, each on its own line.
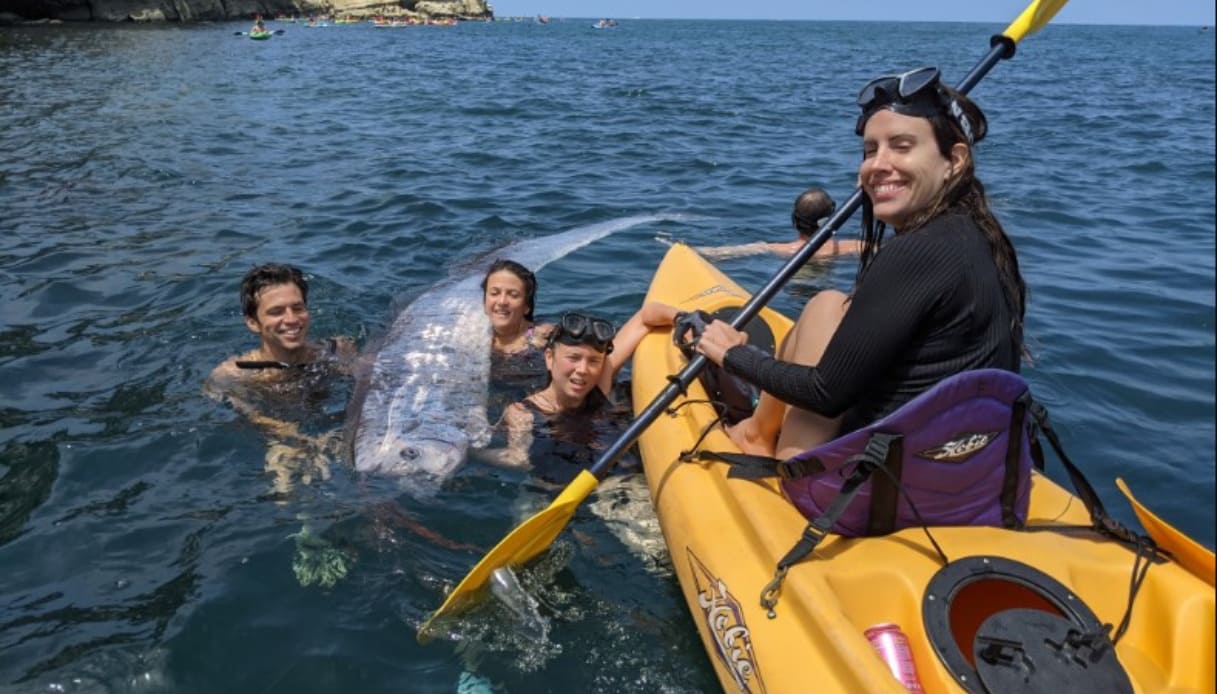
left=249, top=30, right=272, bottom=40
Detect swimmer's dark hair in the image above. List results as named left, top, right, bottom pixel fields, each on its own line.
left=481, top=259, right=537, bottom=322
left=791, top=187, right=836, bottom=238
left=240, top=263, right=308, bottom=319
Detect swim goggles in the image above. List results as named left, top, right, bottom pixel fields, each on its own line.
left=853, top=66, right=976, bottom=144
left=857, top=66, right=942, bottom=115
left=550, top=312, right=616, bottom=354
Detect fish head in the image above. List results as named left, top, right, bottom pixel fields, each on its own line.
left=354, top=425, right=468, bottom=482
left=394, top=436, right=467, bottom=479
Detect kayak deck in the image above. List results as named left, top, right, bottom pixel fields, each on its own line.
left=633, top=243, right=1214, bottom=693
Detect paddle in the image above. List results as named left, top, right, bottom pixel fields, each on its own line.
left=417, top=0, right=1070, bottom=639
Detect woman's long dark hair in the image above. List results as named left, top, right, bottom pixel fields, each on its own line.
left=856, top=86, right=1027, bottom=356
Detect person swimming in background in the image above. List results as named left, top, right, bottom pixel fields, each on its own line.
left=678, top=187, right=863, bottom=260
left=474, top=302, right=679, bottom=481
left=482, top=259, right=556, bottom=408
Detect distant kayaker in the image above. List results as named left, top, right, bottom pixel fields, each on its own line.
left=251, top=14, right=267, bottom=33
left=694, top=66, right=1026, bottom=460
left=689, top=187, right=862, bottom=260
left=206, top=263, right=358, bottom=492
left=474, top=303, right=679, bottom=481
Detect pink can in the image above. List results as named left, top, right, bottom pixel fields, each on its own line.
left=864, top=622, right=925, bottom=693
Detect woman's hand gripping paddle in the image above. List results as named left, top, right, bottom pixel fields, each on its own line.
left=417, top=0, right=1072, bottom=641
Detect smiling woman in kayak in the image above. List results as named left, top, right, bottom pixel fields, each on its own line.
left=696, top=66, right=1027, bottom=459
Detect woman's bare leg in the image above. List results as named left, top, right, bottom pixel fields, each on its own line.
left=725, top=290, right=849, bottom=458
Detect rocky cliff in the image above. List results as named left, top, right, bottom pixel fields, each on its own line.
left=0, top=0, right=490, bottom=23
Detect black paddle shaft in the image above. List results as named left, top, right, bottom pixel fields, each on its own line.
left=587, top=37, right=1017, bottom=482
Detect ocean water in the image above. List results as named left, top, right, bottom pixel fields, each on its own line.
left=0, top=17, right=1213, bottom=693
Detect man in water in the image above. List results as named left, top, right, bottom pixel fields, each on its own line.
left=665, top=187, right=862, bottom=260
left=207, top=263, right=357, bottom=493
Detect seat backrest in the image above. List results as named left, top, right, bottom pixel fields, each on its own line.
left=781, top=369, right=1033, bottom=536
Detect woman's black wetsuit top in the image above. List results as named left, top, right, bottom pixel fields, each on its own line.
left=489, top=327, right=549, bottom=419
left=724, top=212, right=1019, bottom=434
left=520, top=388, right=637, bottom=485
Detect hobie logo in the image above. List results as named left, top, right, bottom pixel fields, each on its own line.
left=688, top=549, right=766, bottom=694
left=682, top=284, right=743, bottom=303
left=919, top=431, right=1000, bottom=463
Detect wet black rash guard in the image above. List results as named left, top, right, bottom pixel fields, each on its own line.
left=723, top=212, right=1020, bottom=434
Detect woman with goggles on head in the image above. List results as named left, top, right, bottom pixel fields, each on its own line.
left=696, top=67, right=1026, bottom=460
left=474, top=302, right=680, bottom=480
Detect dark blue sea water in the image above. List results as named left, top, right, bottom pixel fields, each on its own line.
left=1, top=17, right=1213, bottom=693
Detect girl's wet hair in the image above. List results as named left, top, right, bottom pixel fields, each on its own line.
left=482, top=259, right=537, bottom=322
left=241, top=263, right=308, bottom=318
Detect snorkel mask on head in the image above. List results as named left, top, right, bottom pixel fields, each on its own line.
left=854, top=67, right=980, bottom=145
left=548, top=312, right=616, bottom=354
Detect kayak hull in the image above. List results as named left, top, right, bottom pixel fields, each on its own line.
left=633, top=243, right=1215, bottom=693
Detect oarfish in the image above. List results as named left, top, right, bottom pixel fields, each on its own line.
left=345, top=215, right=678, bottom=494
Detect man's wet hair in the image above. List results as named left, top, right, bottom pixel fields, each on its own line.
left=241, top=263, right=308, bottom=319
left=791, top=188, right=836, bottom=238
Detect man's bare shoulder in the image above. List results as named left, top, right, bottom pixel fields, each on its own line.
left=205, top=349, right=263, bottom=398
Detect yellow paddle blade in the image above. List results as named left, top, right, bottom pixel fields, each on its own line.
left=1116, top=477, right=1216, bottom=587
left=1001, top=0, right=1070, bottom=44
left=417, top=469, right=601, bottom=642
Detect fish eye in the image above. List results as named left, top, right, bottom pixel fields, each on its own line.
left=399, top=447, right=419, bottom=461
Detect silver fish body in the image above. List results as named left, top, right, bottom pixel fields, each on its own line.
left=346, top=215, right=679, bottom=494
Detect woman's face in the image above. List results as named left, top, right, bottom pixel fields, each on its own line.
left=545, top=343, right=606, bottom=406
left=859, top=109, right=964, bottom=229
left=483, top=270, right=529, bottom=335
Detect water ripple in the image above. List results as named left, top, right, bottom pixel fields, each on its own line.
left=0, top=18, right=1212, bottom=692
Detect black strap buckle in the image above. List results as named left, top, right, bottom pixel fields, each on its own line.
left=673, top=309, right=713, bottom=357
left=801, top=520, right=831, bottom=546
left=774, top=456, right=825, bottom=481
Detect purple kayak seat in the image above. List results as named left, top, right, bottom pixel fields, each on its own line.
left=764, top=369, right=1034, bottom=536
left=696, top=369, right=1149, bottom=618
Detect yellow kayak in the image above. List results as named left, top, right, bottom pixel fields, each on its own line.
left=632, top=243, right=1215, bottom=694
